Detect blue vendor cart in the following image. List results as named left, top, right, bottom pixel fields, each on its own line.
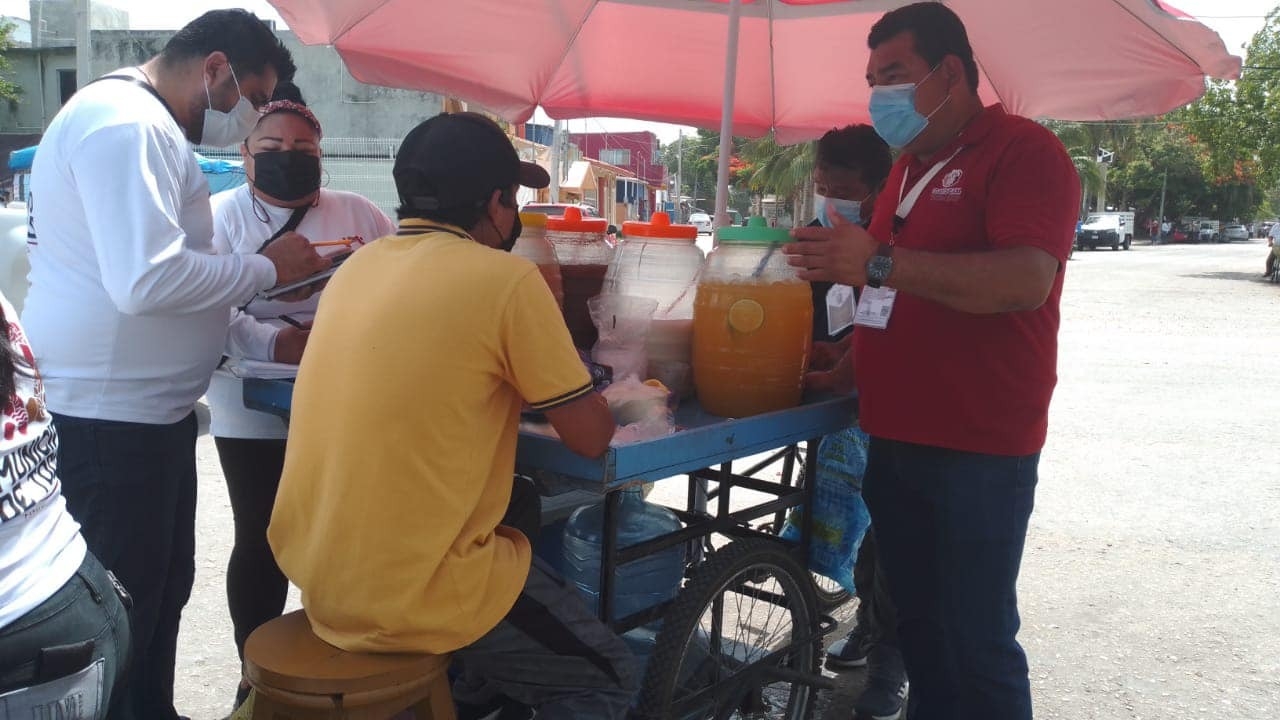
left=244, top=378, right=857, bottom=720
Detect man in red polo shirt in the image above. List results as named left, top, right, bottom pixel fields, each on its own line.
left=786, top=4, right=1079, bottom=719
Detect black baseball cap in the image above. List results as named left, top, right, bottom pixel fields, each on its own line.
left=394, top=112, right=551, bottom=213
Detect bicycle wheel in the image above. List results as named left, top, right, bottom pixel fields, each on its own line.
left=637, top=539, right=821, bottom=720
left=810, top=573, right=853, bottom=612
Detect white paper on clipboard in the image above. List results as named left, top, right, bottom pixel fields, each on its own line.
left=258, top=249, right=353, bottom=301
left=222, top=358, right=300, bottom=380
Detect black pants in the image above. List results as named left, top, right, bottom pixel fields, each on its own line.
left=53, top=412, right=197, bottom=720
left=213, top=437, right=290, bottom=663
left=853, top=525, right=898, bottom=648
left=453, top=556, right=639, bottom=719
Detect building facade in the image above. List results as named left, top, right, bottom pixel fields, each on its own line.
left=569, top=130, right=666, bottom=220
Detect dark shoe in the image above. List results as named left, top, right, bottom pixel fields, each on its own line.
left=854, top=645, right=908, bottom=720
left=825, top=623, right=873, bottom=669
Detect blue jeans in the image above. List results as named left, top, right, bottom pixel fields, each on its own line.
left=861, top=437, right=1039, bottom=720
left=52, top=412, right=197, bottom=720
left=0, top=551, right=132, bottom=717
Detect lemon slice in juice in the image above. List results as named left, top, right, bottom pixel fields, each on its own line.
left=728, top=299, right=765, bottom=333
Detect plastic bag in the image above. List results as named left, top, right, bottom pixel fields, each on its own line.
left=780, top=425, right=872, bottom=593
left=602, top=377, right=675, bottom=444
left=590, top=295, right=657, bottom=382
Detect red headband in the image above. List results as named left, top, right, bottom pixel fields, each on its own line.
left=257, top=100, right=323, bottom=139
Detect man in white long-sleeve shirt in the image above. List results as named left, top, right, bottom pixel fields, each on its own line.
left=21, top=11, right=325, bottom=720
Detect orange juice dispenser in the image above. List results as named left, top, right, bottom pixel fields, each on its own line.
left=693, top=217, right=813, bottom=418
left=607, top=212, right=704, bottom=396
left=512, top=212, right=564, bottom=309
left=547, top=208, right=613, bottom=350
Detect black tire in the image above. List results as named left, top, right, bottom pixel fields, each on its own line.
left=1123, top=237, right=1132, bottom=250
left=811, top=573, right=853, bottom=612
left=637, top=539, right=820, bottom=720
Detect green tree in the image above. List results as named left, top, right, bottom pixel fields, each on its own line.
left=1179, top=7, right=1280, bottom=189
left=1048, top=121, right=1142, bottom=214
left=739, top=134, right=816, bottom=222
left=660, top=130, right=756, bottom=219
left=0, top=21, right=22, bottom=105
left=661, top=130, right=720, bottom=213
left=1105, top=121, right=1208, bottom=221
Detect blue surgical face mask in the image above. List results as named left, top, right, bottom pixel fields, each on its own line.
left=869, top=64, right=950, bottom=149
left=814, top=193, right=870, bottom=228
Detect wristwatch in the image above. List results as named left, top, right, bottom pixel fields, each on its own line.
left=865, top=243, right=894, bottom=289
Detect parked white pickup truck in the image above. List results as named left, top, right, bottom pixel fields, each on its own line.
left=1075, top=211, right=1135, bottom=251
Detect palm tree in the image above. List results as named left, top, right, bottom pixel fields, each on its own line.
left=1069, top=150, right=1105, bottom=215
left=740, top=135, right=816, bottom=223
left=1049, top=121, right=1126, bottom=215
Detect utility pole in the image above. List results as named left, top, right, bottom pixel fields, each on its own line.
left=74, top=0, right=91, bottom=89
left=675, top=129, right=683, bottom=222
left=1156, top=168, right=1167, bottom=244
left=548, top=120, right=561, bottom=203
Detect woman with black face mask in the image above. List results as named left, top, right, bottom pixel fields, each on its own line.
left=207, top=84, right=395, bottom=711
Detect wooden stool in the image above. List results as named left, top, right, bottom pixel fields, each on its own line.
left=243, top=610, right=456, bottom=720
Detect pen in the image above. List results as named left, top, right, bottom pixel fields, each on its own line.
left=277, top=314, right=308, bottom=330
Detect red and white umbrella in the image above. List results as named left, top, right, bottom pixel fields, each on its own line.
left=270, top=0, right=1240, bottom=220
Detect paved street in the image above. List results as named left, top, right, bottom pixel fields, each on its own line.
left=174, top=238, right=1279, bottom=719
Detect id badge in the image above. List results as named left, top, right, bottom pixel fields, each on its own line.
left=853, top=286, right=897, bottom=330
left=826, top=284, right=856, bottom=337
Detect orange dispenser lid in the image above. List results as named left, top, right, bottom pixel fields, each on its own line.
left=545, top=206, right=609, bottom=233
left=519, top=212, right=549, bottom=228
left=621, top=212, right=698, bottom=240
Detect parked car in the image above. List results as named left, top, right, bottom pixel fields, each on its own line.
left=1197, top=220, right=1221, bottom=243
left=519, top=202, right=602, bottom=219
left=688, top=212, right=714, bottom=235
left=1223, top=224, right=1249, bottom=242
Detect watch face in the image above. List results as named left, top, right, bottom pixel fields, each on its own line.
left=868, top=255, right=893, bottom=283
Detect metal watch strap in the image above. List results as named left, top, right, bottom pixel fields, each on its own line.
left=866, top=243, right=894, bottom=289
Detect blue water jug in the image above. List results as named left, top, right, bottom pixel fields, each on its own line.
left=562, top=487, right=685, bottom=619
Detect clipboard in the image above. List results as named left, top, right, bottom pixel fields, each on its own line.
left=259, top=249, right=353, bottom=301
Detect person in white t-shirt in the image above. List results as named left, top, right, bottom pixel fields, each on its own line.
left=0, top=292, right=130, bottom=717
left=1266, top=222, right=1280, bottom=277
left=20, top=11, right=328, bottom=720
left=207, top=86, right=394, bottom=710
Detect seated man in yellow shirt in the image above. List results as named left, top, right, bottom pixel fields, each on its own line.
left=268, top=112, right=638, bottom=720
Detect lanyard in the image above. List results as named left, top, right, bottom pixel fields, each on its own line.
left=891, top=146, right=964, bottom=244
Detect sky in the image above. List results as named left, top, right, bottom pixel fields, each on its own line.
left=1, top=0, right=1272, bottom=143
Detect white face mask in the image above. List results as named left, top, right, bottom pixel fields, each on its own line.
left=200, top=65, right=259, bottom=147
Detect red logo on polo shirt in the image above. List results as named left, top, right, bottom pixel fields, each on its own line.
left=933, top=169, right=964, bottom=202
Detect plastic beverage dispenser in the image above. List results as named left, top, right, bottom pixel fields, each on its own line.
left=511, top=212, right=564, bottom=309
left=606, top=212, right=704, bottom=396
left=692, top=217, right=813, bottom=417
left=546, top=208, right=613, bottom=349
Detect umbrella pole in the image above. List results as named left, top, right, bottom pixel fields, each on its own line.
left=714, top=0, right=743, bottom=230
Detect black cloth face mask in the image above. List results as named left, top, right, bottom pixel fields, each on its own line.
left=501, top=211, right=522, bottom=252
left=253, top=150, right=321, bottom=203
